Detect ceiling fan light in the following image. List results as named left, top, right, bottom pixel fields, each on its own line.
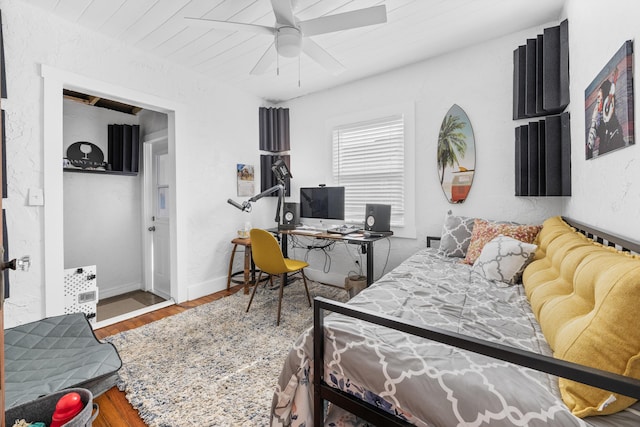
left=276, top=26, right=302, bottom=57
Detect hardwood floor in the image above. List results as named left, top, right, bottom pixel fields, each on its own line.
left=92, top=285, right=242, bottom=427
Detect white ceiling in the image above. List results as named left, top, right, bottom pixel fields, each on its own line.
left=24, top=0, right=566, bottom=103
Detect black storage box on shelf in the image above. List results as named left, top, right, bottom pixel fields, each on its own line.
left=5, top=388, right=98, bottom=427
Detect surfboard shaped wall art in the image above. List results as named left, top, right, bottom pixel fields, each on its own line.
left=437, top=104, right=476, bottom=204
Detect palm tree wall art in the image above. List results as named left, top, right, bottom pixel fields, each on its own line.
left=437, top=104, right=476, bottom=203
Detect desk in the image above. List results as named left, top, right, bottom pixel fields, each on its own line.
left=272, top=228, right=393, bottom=287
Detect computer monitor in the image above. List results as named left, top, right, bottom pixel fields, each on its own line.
left=299, top=186, right=345, bottom=220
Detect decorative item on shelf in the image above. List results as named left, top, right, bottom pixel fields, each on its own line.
left=63, top=141, right=106, bottom=171
left=585, top=40, right=634, bottom=160
left=437, top=104, right=475, bottom=204
left=513, top=19, right=569, bottom=120
left=515, top=112, right=571, bottom=197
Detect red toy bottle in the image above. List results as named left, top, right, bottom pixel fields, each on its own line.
left=50, top=392, right=84, bottom=427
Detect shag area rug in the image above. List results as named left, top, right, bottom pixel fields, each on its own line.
left=106, top=280, right=348, bottom=427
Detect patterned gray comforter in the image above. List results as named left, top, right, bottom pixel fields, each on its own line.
left=271, top=248, right=640, bottom=426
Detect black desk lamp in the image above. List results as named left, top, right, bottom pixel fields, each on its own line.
left=227, top=158, right=292, bottom=231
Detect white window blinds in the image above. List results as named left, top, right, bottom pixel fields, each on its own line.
left=332, top=115, right=405, bottom=226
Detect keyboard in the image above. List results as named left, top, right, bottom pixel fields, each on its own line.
left=293, top=229, right=322, bottom=235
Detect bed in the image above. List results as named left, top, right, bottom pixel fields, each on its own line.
left=3, top=313, right=122, bottom=419
left=270, top=216, right=640, bottom=426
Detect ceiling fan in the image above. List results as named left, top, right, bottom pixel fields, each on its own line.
left=185, top=0, right=387, bottom=75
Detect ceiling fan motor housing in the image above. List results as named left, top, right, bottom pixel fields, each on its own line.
left=276, top=26, right=302, bottom=57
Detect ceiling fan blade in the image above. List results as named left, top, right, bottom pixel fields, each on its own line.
left=184, top=17, right=274, bottom=36
left=250, top=43, right=277, bottom=75
left=270, top=0, right=296, bottom=26
left=302, top=38, right=345, bottom=75
left=299, top=5, right=387, bottom=36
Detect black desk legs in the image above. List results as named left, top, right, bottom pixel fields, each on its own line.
left=365, top=241, right=374, bottom=286
left=281, top=233, right=289, bottom=258
left=281, top=234, right=289, bottom=285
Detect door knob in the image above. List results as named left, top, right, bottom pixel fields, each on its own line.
left=148, top=226, right=156, bottom=232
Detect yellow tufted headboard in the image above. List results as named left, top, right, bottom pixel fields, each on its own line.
left=522, top=216, right=640, bottom=417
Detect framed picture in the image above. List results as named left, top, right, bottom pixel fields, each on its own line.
left=236, top=163, right=255, bottom=197
left=585, top=40, right=634, bottom=159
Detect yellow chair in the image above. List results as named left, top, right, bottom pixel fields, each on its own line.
left=246, top=228, right=312, bottom=325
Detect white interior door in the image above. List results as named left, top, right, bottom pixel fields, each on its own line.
left=152, top=146, right=171, bottom=298
left=142, top=133, right=171, bottom=300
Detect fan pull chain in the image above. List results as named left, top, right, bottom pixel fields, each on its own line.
left=276, top=36, right=280, bottom=76
left=298, top=55, right=301, bottom=87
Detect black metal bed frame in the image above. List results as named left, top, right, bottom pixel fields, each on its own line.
left=312, top=217, right=640, bottom=426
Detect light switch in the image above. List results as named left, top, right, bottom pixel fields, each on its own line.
left=28, top=188, right=44, bottom=206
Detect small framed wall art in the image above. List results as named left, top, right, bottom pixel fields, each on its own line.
left=236, top=163, right=255, bottom=197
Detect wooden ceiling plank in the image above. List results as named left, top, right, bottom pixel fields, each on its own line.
left=165, top=0, right=273, bottom=64
left=23, top=0, right=59, bottom=12
left=53, top=0, right=92, bottom=23
left=118, top=0, right=192, bottom=45
left=202, top=0, right=262, bottom=21
left=135, top=0, right=227, bottom=51
left=63, top=94, right=91, bottom=105
left=98, top=0, right=157, bottom=38
left=77, top=0, right=126, bottom=30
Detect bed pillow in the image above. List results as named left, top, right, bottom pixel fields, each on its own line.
left=472, top=235, right=537, bottom=284
left=463, top=219, right=542, bottom=265
left=438, top=210, right=475, bottom=257
left=523, top=216, right=640, bottom=417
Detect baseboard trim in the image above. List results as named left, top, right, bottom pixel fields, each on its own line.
left=99, top=281, right=144, bottom=300
left=187, top=276, right=227, bottom=301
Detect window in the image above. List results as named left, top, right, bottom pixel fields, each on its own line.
left=332, top=115, right=405, bottom=227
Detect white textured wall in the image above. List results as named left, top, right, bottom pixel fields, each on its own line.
left=283, top=25, right=565, bottom=280
left=2, top=0, right=266, bottom=327
left=63, top=100, right=143, bottom=298
left=562, top=0, right=640, bottom=238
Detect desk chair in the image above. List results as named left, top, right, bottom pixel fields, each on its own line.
left=246, top=228, right=312, bottom=326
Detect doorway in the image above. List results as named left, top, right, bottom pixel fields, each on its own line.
left=42, top=65, right=184, bottom=326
